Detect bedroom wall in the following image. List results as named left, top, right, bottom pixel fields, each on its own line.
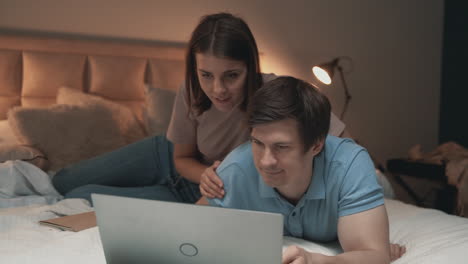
left=0, top=0, right=444, bottom=165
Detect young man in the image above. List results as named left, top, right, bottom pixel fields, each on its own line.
left=204, top=76, right=391, bottom=264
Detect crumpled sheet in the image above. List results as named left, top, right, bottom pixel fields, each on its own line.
left=0, top=198, right=101, bottom=264
left=0, top=160, right=63, bottom=208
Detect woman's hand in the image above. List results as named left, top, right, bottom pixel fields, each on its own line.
left=199, top=160, right=225, bottom=199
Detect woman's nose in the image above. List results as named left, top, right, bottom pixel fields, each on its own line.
left=213, top=79, right=227, bottom=95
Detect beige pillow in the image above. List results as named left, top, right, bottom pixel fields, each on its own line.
left=0, top=50, right=22, bottom=96
left=144, top=84, right=176, bottom=136
left=0, top=144, right=49, bottom=170
left=57, top=87, right=147, bottom=144
left=7, top=104, right=126, bottom=171
left=0, top=50, right=22, bottom=119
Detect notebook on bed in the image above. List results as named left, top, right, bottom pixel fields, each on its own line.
left=92, top=194, right=284, bottom=264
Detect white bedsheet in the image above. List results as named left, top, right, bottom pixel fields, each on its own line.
left=1, top=199, right=467, bottom=263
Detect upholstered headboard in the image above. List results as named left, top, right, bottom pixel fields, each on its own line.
left=0, top=33, right=186, bottom=122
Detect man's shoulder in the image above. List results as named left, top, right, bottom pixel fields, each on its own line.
left=320, top=135, right=373, bottom=184
left=215, top=142, right=256, bottom=184
left=210, top=142, right=259, bottom=208
left=217, top=142, right=253, bottom=170
left=324, top=135, right=366, bottom=164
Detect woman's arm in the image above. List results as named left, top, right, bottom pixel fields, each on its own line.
left=173, top=143, right=207, bottom=184
left=173, top=143, right=225, bottom=198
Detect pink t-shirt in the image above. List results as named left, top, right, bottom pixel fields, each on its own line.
left=166, top=73, right=345, bottom=165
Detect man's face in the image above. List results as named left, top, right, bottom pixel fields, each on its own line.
left=251, top=118, right=320, bottom=190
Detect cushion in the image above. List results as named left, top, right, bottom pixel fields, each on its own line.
left=0, top=50, right=22, bottom=96
left=7, top=104, right=126, bottom=171
left=22, top=51, right=86, bottom=98
left=144, top=84, right=176, bottom=135
left=0, top=144, right=49, bottom=171
left=148, top=58, right=184, bottom=92
left=0, top=50, right=22, bottom=120
left=57, top=87, right=147, bottom=144
left=88, top=55, right=146, bottom=100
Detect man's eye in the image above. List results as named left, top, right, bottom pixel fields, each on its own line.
left=276, top=145, right=289, bottom=150
left=251, top=138, right=264, bottom=147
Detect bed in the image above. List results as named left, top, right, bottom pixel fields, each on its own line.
left=1, top=198, right=467, bottom=263
left=0, top=32, right=467, bottom=263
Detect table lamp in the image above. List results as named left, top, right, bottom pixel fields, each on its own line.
left=312, top=57, right=352, bottom=120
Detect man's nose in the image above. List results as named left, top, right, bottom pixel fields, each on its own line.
left=260, top=148, right=277, bottom=168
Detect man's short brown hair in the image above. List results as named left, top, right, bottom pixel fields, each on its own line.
left=247, top=76, right=331, bottom=151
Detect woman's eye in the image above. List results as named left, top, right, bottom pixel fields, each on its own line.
left=227, top=72, right=239, bottom=79
left=201, top=73, right=212, bottom=79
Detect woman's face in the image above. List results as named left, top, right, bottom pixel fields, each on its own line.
left=195, top=53, right=247, bottom=112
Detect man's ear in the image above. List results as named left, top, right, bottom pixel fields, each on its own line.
left=307, top=139, right=325, bottom=156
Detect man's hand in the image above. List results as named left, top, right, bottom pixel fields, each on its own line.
left=390, top=243, right=406, bottom=261
left=199, top=161, right=224, bottom=199
left=282, top=245, right=327, bottom=264
left=282, top=243, right=404, bottom=264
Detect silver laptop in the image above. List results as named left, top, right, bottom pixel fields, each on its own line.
left=92, top=194, right=283, bottom=264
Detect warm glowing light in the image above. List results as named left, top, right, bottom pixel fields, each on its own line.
left=312, top=66, right=332, bottom=85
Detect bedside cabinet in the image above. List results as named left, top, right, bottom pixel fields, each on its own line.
left=386, top=159, right=457, bottom=214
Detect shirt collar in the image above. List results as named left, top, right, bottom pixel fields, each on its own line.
left=304, top=148, right=326, bottom=200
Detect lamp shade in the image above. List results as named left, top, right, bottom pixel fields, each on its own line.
left=312, top=57, right=352, bottom=120
left=312, top=58, right=339, bottom=85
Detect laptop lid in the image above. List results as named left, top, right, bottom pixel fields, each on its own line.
left=92, top=194, right=283, bottom=264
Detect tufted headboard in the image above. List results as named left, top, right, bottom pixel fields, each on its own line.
left=0, top=33, right=186, bottom=122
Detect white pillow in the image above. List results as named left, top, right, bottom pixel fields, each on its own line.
left=376, top=169, right=395, bottom=199
left=0, top=144, right=49, bottom=170
left=144, top=84, right=176, bottom=136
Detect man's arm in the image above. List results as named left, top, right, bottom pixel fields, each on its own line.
left=282, top=205, right=390, bottom=264
left=334, top=205, right=390, bottom=263
left=283, top=146, right=390, bottom=264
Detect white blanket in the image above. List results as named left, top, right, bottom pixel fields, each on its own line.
left=1, top=198, right=468, bottom=263
left=0, top=160, right=63, bottom=208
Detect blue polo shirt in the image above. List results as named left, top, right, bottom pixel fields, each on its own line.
left=208, top=135, right=384, bottom=242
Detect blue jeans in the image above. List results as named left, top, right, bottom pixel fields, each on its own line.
left=52, top=136, right=201, bottom=205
